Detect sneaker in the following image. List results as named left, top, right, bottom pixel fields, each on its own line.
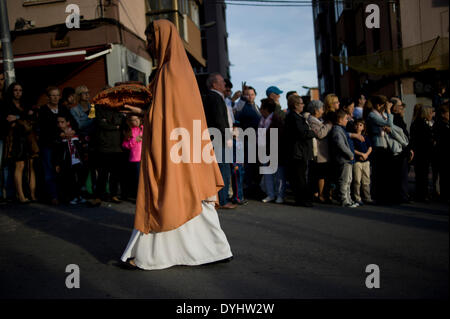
left=275, top=196, right=284, bottom=204
left=344, top=202, right=359, bottom=208
left=262, top=196, right=275, bottom=203
left=69, top=198, right=79, bottom=205
left=78, top=197, right=87, bottom=204
left=351, top=201, right=360, bottom=207
left=356, top=201, right=364, bottom=206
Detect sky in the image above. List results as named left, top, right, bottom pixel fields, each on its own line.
left=226, top=4, right=318, bottom=110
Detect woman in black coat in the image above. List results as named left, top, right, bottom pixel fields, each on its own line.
left=284, top=95, right=316, bottom=207
left=410, top=105, right=435, bottom=202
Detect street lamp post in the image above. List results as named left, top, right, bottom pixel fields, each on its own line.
left=0, top=0, right=16, bottom=87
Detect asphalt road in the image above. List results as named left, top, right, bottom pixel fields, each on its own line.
left=0, top=197, right=448, bottom=299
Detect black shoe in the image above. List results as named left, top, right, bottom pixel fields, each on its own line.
left=119, top=259, right=139, bottom=270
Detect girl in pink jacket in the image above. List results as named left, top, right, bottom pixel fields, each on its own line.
left=122, top=115, right=143, bottom=199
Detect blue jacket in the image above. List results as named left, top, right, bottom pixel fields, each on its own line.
left=235, top=102, right=261, bottom=131
left=70, top=104, right=94, bottom=136
left=352, top=134, right=372, bottom=162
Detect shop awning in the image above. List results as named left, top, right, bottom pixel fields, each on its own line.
left=0, top=45, right=112, bottom=69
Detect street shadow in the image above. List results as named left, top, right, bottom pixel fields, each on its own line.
left=389, top=202, right=449, bottom=216
left=1, top=202, right=135, bottom=266
left=274, top=195, right=449, bottom=233
left=310, top=203, right=449, bottom=233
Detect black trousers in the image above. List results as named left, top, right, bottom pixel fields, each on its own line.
left=392, top=152, right=410, bottom=202
left=372, top=147, right=395, bottom=203
left=95, top=152, right=122, bottom=198
left=414, top=154, right=432, bottom=200
left=123, top=161, right=140, bottom=199
left=437, top=157, right=449, bottom=201
left=59, top=163, right=84, bottom=201
left=287, top=158, right=310, bottom=204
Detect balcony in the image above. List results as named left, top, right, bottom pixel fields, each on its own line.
left=146, top=0, right=205, bottom=66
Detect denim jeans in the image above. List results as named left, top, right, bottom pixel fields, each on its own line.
left=216, top=146, right=232, bottom=206
left=263, top=165, right=286, bottom=199
left=231, top=164, right=244, bottom=202
left=218, top=162, right=231, bottom=206
left=40, top=146, right=58, bottom=200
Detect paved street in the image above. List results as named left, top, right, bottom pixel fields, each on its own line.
left=0, top=197, right=448, bottom=299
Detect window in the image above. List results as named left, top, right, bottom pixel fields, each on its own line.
left=128, top=66, right=147, bottom=85
left=176, top=0, right=199, bottom=27
left=312, top=0, right=321, bottom=21
left=316, top=38, right=322, bottom=56
left=319, top=76, right=326, bottom=95
left=189, top=1, right=200, bottom=27
left=148, top=0, right=172, bottom=11
left=334, top=0, right=345, bottom=23
left=178, top=0, right=188, bottom=14
left=339, top=44, right=349, bottom=75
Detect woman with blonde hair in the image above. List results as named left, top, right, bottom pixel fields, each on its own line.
left=70, top=85, right=93, bottom=137
left=323, top=93, right=340, bottom=124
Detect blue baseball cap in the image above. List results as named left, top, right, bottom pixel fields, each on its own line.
left=266, top=86, right=283, bottom=96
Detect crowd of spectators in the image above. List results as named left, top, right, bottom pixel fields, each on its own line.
left=0, top=76, right=142, bottom=206
left=202, top=73, right=449, bottom=209
left=0, top=71, right=448, bottom=209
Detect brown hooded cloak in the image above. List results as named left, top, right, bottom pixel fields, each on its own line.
left=134, top=19, right=224, bottom=234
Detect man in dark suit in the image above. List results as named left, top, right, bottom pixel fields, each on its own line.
left=284, top=95, right=316, bottom=207
left=202, top=73, right=237, bottom=209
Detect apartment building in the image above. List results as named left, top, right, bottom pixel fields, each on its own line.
left=313, top=0, right=448, bottom=126
left=1, top=0, right=226, bottom=105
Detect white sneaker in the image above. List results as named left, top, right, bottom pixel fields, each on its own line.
left=78, top=197, right=87, bottom=204
left=262, top=196, right=275, bottom=203
left=69, top=198, right=79, bottom=205
left=275, top=196, right=284, bottom=204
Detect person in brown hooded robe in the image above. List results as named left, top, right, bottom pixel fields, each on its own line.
left=120, top=19, right=233, bottom=270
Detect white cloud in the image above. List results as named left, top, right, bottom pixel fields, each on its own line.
left=227, top=6, right=318, bottom=109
